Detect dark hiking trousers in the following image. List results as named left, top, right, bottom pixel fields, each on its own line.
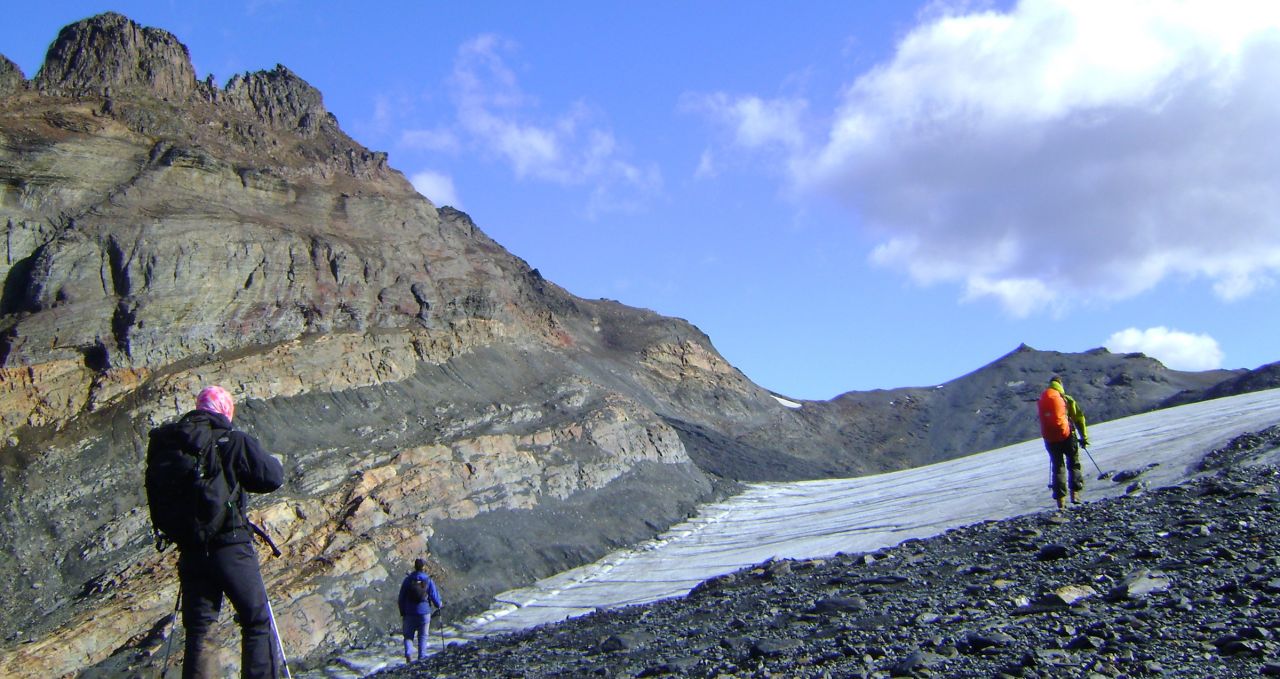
left=1045, top=437, right=1083, bottom=500
left=402, top=612, right=433, bottom=661
left=179, top=541, right=277, bottom=679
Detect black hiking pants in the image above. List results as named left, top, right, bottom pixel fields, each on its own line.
left=1045, top=437, right=1083, bottom=500
left=179, top=541, right=277, bottom=678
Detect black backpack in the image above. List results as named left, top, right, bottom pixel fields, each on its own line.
left=145, top=413, right=241, bottom=549
left=407, top=576, right=429, bottom=603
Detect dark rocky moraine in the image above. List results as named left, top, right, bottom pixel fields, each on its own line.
left=376, top=461, right=1280, bottom=678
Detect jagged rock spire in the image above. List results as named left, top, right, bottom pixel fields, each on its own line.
left=223, top=64, right=334, bottom=137
left=29, top=12, right=336, bottom=137
left=34, top=12, right=197, bottom=100
left=0, top=54, right=24, bottom=96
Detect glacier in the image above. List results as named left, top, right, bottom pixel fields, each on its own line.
left=310, top=387, right=1280, bottom=677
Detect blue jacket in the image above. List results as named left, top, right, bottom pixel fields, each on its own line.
left=398, top=571, right=442, bottom=617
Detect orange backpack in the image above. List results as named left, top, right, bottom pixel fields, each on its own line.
left=1037, top=388, right=1072, bottom=442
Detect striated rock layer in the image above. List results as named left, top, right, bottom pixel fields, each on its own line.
left=0, top=13, right=1274, bottom=678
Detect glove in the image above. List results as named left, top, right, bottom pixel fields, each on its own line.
left=1079, top=436, right=1089, bottom=448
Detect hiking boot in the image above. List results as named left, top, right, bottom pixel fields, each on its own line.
left=1056, top=497, right=1066, bottom=510
left=1070, top=491, right=1081, bottom=504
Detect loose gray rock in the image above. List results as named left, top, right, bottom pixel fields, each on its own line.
left=812, top=596, right=868, bottom=614
left=598, top=631, right=654, bottom=653
left=889, top=649, right=947, bottom=676
left=380, top=466, right=1280, bottom=679
left=750, top=638, right=801, bottom=658
left=1036, top=543, right=1071, bottom=561
left=964, top=630, right=1017, bottom=651
left=1109, top=569, right=1171, bottom=600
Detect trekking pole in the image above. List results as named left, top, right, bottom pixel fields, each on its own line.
left=159, top=589, right=182, bottom=679
left=1081, top=443, right=1104, bottom=477
left=265, top=598, right=293, bottom=679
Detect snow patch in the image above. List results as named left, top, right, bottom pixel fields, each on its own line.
left=772, top=394, right=803, bottom=409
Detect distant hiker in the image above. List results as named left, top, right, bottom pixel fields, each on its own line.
left=1037, top=376, right=1089, bottom=510
left=398, top=557, right=443, bottom=663
left=145, top=385, right=285, bottom=678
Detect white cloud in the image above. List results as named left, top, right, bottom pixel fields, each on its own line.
left=409, top=170, right=461, bottom=208
left=682, top=93, right=808, bottom=151
left=694, top=150, right=718, bottom=179
left=1105, top=326, right=1224, bottom=370
left=961, top=275, right=1058, bottom=317
left=400, top=127, right=460, bottom=153
left=369, top=95, right=394, bottom=135
left=699, top=0, right=1280, bottom=316
left=443, top=34, right=660, bottom=210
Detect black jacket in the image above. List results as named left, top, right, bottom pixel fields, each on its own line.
left=179, top=409, right=284, bottom=548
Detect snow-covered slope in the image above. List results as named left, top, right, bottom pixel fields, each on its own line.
left=316, top=388, right=1280, bottom=677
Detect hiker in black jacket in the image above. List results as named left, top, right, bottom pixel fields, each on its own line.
left=172, top=386, right=284, bottom=678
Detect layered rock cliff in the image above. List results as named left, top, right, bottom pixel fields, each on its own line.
left=0, top=14, right=788, bottom=676
left=0, top=13, right=1271, bottom=677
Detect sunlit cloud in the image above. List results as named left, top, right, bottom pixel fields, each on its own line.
left=409, top=170, right=461, bottom=208
left=1105, top=326, right=1224, bottom=370
left=694, top=150, right=718, bottom=179
left=681, top=92, right=808, bottom=151
left=400, top=127, right=460, bottom=153
left=694, top=0, right=1280, bottom=316
left=442, top=34, right=661, bottom=212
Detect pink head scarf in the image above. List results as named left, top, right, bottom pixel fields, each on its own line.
left=196, top=385, right=235, bottom=422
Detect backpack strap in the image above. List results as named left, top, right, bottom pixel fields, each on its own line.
left=214, top=428, right=283, bottom=558
left=212, top=431, right=244, bottom=522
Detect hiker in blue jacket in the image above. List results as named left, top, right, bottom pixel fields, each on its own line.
left=397, top=558, right=443, bottom=663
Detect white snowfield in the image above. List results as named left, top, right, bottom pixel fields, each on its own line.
left=317, top=387, right=1280, bottom=677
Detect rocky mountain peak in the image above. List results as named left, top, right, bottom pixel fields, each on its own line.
left=222, top=63, right=334, bottom=137
left=33, top=12, right=196, bottom=101
left=26, top=12, right=337, bottom=140
left=0, top=55, right=23, bottom=95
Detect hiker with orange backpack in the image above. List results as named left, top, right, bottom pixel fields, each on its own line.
left=1037, top=376, right=1090, bottom=510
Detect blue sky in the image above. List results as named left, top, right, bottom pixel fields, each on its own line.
left=5, top=1, right=1279, bottom=399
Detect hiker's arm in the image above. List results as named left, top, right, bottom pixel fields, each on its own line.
left=1070, top=400, right=1088, bottom=443
left=1064, top=395, right=1089, bottom=444
left=235, top=433, right=284, bottom=493
left=429, top=580, right=442, bottom=609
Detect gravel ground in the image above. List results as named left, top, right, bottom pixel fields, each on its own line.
left=375, top=430, right=1280, bottom=678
